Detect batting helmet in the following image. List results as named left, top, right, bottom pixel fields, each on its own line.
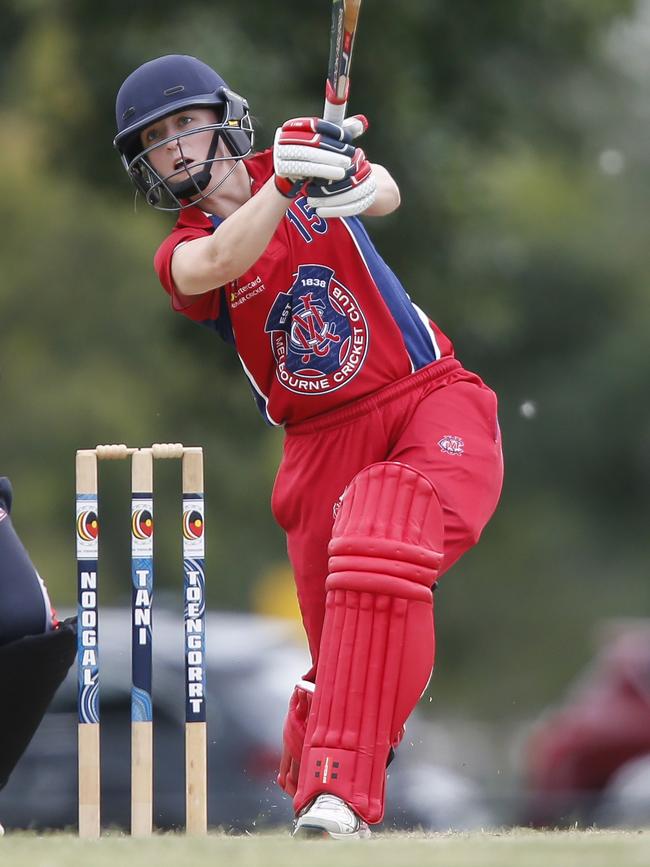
left=114, top=54, right=254, bottom=210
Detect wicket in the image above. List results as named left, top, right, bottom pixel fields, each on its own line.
left=76, top=443, right=207, bottom=838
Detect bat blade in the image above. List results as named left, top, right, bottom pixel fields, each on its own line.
left=324, top=0, right=363, bottom=124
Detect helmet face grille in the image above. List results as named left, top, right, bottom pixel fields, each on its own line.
left=115, top=56, right=254, bottom=210
left=125, top=115, right=254, bottom=212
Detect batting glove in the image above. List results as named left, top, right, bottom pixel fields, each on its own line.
left=306, top=147, right=377, bottom=218
left=273, top=115, right=368, bottom=197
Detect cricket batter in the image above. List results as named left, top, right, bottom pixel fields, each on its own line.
left=0, top=477, right=76, bottom=835
left=114, top=54, right=503, bottom=838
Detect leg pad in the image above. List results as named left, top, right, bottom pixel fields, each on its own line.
left=294, top=462, right=443, bottom=823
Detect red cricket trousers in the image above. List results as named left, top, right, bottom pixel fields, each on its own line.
left=271, top=358, right=504, bottom=670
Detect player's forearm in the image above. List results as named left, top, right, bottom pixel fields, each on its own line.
left=364, top=164, right=400, bottom=217
left=171, top=178, right=291, bottom=295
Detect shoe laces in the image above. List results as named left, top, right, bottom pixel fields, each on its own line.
left=315, top=794, right=355, bottom=816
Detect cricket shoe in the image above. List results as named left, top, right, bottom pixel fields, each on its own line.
left=292, top=794, right=371, bottom=840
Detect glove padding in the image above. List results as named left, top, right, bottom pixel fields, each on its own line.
left=306, top=148, right=377, bottom=218
left=274, top=115, right=368, bottom=187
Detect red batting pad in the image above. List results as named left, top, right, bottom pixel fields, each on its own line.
left=294, top=462, right=443, bottom=824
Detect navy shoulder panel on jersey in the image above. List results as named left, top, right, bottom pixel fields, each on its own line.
left=343, top=217, right=440, bottom=370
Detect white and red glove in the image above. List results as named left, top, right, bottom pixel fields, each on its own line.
left=305, top=147, right=377, bottom=218
left=273, top=115, right=368, bottom=198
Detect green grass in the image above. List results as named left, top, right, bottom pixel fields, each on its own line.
left=1, top=829, right=650, bottom=867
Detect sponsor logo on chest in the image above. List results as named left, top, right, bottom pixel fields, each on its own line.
left=230, top=274, right=266, bottom=308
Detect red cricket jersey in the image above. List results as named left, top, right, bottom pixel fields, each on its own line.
left=154, top=149, right=454, bottom=425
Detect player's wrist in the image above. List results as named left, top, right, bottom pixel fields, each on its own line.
left=274, top=174, right=305, bottom=199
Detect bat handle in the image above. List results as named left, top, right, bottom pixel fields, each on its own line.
left=324, top=80, right=348, bottom=125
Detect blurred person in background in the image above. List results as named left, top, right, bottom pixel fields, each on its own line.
left=524, top=624, right=650, bottom=828
left=113, top=54, right=503, bottom=839
left=0, top=476, right=76, bottom=836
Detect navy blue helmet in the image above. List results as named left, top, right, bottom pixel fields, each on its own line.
left=114, top=55, right=254, bottom=210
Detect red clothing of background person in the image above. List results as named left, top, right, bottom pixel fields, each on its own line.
left=115, top=54, right=503, bottom=838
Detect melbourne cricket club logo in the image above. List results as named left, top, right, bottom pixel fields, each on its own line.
left=265, top=264, right=369, bottom=395
left=438, top=434, right=465, bottom=456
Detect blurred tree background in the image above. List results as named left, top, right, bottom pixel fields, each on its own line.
left=1, top=0, right=649, bottom=725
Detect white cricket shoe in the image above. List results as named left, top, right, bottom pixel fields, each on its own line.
left=293, top=793, right=371, bottom=839
left=0, top=822, right=4, bottom=836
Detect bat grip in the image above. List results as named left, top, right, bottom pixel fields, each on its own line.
left=323, top=100, right=347, bottom=125
left=324, top=79, right=348, bottom=124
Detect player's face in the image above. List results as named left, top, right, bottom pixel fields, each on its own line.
left=140, top=108, right=226, bottom=189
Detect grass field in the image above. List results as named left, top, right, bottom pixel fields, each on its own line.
left=1, top=829, right=649, bottom=867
